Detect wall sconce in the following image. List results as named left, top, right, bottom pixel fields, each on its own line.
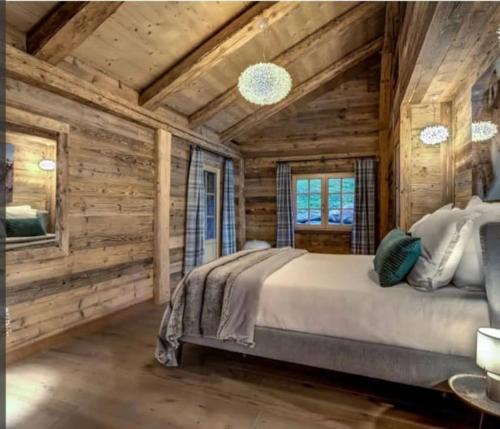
left=472, top=121, right=498, bottom=142
left=419, top=125, right=449, bottom=145
left=39, top=159, right=56, bottom=171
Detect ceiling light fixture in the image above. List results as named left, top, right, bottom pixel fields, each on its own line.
left=419, top=125, right=449, bottom=145
left=472, top=121, right=498, bottom=142
left=238, top=63, right=292, bottom=105
left=237, top=16, right=292, bottom=106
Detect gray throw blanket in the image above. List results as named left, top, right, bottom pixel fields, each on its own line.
left=156, top=247, right=307, bottom=366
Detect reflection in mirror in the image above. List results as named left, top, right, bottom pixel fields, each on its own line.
left=471, top=56, right=500, bottom=201
left=5, top=130, right=57, bottom=249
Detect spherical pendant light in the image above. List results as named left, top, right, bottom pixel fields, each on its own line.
left=472, top=121, right=498, bottom=142
left=238, top=63, right=292, bottom=106
left=419, top=125, right=449, bottom=145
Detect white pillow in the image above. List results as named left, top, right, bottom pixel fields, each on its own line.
left=407, top=208, right=475, bottom=291
left=409, top=203, right=453, bottom=233
left=6, top=205, right=38, bottom=219
left=243, top=240, right=271, bottom=250
left=453, top=201, right=500, bottom=290
left=465, top=195, right=483, bottom=210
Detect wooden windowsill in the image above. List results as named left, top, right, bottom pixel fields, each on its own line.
left=295, top=226, right=352, bottom=233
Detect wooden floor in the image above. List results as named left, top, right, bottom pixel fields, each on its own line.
left=6, top=301, right=490, bottom=429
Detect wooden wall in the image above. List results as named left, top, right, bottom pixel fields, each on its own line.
left=6, top=77, right=156, bottom=350
left=169, top=138, right=242, bottom=287
left=6, top=131, right=56, bottom=214
left=243, top=64, right=379, bottom=253
left=399, top=103, right=453, bottom=228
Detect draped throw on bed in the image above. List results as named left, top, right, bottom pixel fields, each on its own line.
left=222, top=158, right=237, bottom=256
left=276, top=162, right=294, bottom=247
left=351, top=158, right=376, bottom=254
left=184, top=147, right=205, bottom=274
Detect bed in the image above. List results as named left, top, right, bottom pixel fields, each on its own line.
left=157, top=223, right=500, bottom=388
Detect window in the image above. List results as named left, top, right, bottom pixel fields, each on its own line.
left=294, top=174, right=355, bottom=230
left=203, top=166, right=220, bottom=263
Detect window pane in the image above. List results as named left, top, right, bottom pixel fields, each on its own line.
left=297, top=179, right=308, bottom=193
left=310, top=210, right=322, bottom=225
left=207, top=195, right=215, bottom=216
left=342, top=209, right=354, bottom=225
left=310, top=178, right=321, bottom=193
left=309, top=193, right=321, bottom=209
left=206, top=217, right=216, bottom=239
left=205, top=171, right=216, bottom=194
left=296, top=210, right=308, bottom=224
left=297, top=193, right=308, bottom=209
left=342, top=193, right=354, bottom=209
left=328, top=178, right=341, bottom=193
left=342, top=178, right=355, bottom=193
left=328, top=194, right=341, bottom=209
left=328, top=209, right=341, bottom=224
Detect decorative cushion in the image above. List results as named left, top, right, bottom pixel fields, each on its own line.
left=454, top=198, right=500, bottom=290
left=407, top=207, right=475, bottom=291
left=6, top=218, right=46, bottom=237
left=373, top=228, right=421, bottom=287
left=243, top=240, right=271, bottom=250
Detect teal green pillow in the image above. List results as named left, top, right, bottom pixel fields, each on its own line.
left=374, top=228, right=421, bottom=287
left=6, top=218, right=46, bottom=237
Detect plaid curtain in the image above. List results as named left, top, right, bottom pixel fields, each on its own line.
left=222, top=158, right=237, bottom=255
left=184, top=148, right=205, bottom=274
left=276, top=162, right=294, bottom=247
left=351, top=158, right=376, bottom=254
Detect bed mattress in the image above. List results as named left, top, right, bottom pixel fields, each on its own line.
left=256, top=253, right=489, bottom=358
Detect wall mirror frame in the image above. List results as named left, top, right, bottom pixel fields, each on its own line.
left=5, top=106, right=69, bottom=256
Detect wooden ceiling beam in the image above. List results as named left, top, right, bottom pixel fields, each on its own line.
left=189, top=2, right=384, bottom=129
left=220, top=37, right=383, bottom=144
left=139, top=2, right=299, bottom=111
left=6, top=44, right=241, bottom=158
left=27, top=1, right=123, bottom=65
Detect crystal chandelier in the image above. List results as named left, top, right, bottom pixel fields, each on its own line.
left=238, top=63, right=292, bottom=105
left=472, top=121, right=498, bottom=142
left=419, top=125, right=449, bottom=145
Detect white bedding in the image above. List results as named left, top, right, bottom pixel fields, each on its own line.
left=257, top=253, right=489, bottom=357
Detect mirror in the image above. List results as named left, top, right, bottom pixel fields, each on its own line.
left=4, top=128, right=58, bottom=249
left=471, top=57, right=500, bottom=201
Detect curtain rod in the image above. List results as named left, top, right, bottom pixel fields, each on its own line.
left=191, top=144, right=232, bottom=160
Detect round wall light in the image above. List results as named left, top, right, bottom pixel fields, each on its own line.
left=472, top=121, right=498, bottom=142
left=39, top=159, right=56, bottom=171
left=419, top=125, right=449, bottom=145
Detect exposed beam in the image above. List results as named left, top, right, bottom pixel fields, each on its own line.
left=378, top=3, right=399, bottom=240
left=221, top=37, right=383, bottom=144
left=154, top=129, right=172, bottom=305
left=27, top=2, right=123, bottom=65
left=189, top=2, right=384, bottom=129
left=139, top=2, right=299, bottom=111
left=6, top=45, right=241, bottom=158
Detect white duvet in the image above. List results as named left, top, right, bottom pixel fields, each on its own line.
left=256, top=253, right=489, bottom=357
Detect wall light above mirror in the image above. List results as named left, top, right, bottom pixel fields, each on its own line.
left=38, top=159, right=56, bottom=171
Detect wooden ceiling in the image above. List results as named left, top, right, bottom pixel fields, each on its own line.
left=6, top=1, right=386, bottom=144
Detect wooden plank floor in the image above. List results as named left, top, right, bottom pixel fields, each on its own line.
left=6, top=301, right=489, bottom=429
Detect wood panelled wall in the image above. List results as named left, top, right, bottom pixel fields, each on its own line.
left=6, top=131, right=56, bottom=213
left=243, top=64, right=379, bottom=253
left=399, top=103, right=453, bottom=228
left=5, top=77, right=157, bottom=350
left=169, top=138, right=242, bottom=287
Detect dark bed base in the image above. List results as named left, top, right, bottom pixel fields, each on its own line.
left=180, top=326, right=479, bottom=388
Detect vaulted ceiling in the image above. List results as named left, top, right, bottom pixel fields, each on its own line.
left=6, top=1, right=386, bottom=144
